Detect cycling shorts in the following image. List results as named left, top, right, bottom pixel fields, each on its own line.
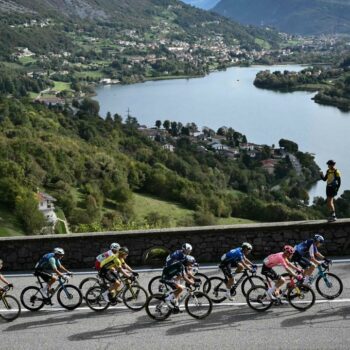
left=291, top=252, right=312, bottom=269
left=261, top=264, right=280, bottom=281
left=100, top=269, right=120, bottom=283
left=219, top=262, right=238, bottom=280
left=326, top=185, right=337, bottom=198
left=34, top=269, right=53, bottom=283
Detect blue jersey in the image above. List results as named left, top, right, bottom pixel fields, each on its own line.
left=165, top=250, right=186, bottom=267
left=35, top=253, right=61, bottom=271
left=221, top=247, right=244, bottom=266
left=295, top=240, right=318, bottom=257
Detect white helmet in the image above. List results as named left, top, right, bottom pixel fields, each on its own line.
left=54, top=247, right=65, bottom=255
left=242, top=242, right=253, bottom=250
left=182, top=243, right=192, bottom=254
left=185, top=255, right=196, bottom=265
left=110, top=243, right=120, bottom=251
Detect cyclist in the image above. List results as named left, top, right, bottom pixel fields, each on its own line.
left=165, top=243, right=192, bottom=267
left=34, top=248, right=72, bottom=298
left=95, top=243, right=120, bottom=270
left=99, top=246, right=134, bottom=302
left=0, top=258, right=13, bottom=290
left=320, top=159, right=341, bottom=222
left=261, top=245, right=303, bottom=300
left=292, top=234, right=326, bottom=283
left=162, top=255, right=199, bottom=312
left=219, top=242, right=255, bottom=300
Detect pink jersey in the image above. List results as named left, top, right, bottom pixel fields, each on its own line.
left=263, top=252, right=288, bottom=269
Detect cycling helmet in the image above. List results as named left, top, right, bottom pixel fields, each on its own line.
left=242, top=242, right=253, bottom=250
left=119, top=246, right=129, bottom=254
left=110, top=242, right=120, bottom=251
left=314, top=234, right=325, bottom=243
left=283, top=245, right=294, bottom=254
left=182, top=243, right=192, bottom=254
left=54, top=247, right=65, bottom=255
left=184, top=255, right=196, bottom=265
left=326, top=160, right=336, bottom=166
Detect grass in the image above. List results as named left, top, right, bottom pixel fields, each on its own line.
left=18, top=56, right=37, bottom=65
left=0, top=205, right=25, bottom=237
left=53, top=81, right=72, bottom=91
left=133, top=193, right=193, bottom=227
left=74, top=70, right=104, bottom=79
left=255, top=38, right=271, bottom=50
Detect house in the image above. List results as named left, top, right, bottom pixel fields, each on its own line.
left=261, top=159, right=279, bottom=175
left=37, top=192, right=58, bottom=224
left=162, top=144, right=175, bottom=152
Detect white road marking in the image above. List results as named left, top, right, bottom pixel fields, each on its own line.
left=1, top=298, right=350, bottom=313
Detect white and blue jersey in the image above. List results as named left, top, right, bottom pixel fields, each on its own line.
left=35, top=253, right=62, bottom=271
left=295, top=239, right=318, bottom=258
left=165, top=250, right=186, bottom=267
left=221, top=247, right=244, bottom=266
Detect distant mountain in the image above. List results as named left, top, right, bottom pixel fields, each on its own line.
left=181, top=0, right=220, bottom=10
left=213, top=0, right=350, bottom=35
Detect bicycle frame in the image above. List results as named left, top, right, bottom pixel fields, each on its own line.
left=35, top=274, right=71, bottom=300
left=229, top=269, right=253, bottom=292
left=0, top=285, right=12, bottom=308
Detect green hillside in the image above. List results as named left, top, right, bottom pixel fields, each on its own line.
left=214, top=0, right=350, bottom=35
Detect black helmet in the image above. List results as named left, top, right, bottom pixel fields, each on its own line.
left=326, top=160, right=336, bottom=166
left=119, top=246, right=129, bottom=254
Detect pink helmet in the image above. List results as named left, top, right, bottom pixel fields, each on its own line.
left=283, top=245, right=294, bottom=254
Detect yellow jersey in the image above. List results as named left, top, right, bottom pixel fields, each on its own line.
left=100, top=253, right=125, bottom=270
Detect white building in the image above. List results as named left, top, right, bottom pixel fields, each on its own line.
left=37, top=192, right=58, bottom=224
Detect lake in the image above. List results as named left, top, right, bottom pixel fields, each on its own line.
left=95, top=65, right=350, bottom=200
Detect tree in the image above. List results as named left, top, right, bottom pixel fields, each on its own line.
left=163, top=120, right=170, bottom=131
left=80, top=98, right=100, bottom=116
left=155, top=120, right=162, bottom=129
left=279, top=138, right=298, bottom=153
left=15, top=192, right=47, bottom=234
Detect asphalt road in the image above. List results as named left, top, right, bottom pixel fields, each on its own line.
left=0, top=262, right=349, bottom=350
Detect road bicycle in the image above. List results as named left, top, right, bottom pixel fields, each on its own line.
left=0, top=285, right=21, bottom=322
left=296, top=260, right=343, bottom=299
left=148, top=265, right=210, bottom=295
left=85, top=275, right=148, bottom=312
left=203, top=267, right=267, bottom=302
left=145, top=282, right=212, bottom=321
left=20, top=273, right=82, bottom=311
left=246, top=274, right=315, bottom=312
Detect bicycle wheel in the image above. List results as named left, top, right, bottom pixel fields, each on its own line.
left=57, top=284, right=82, bottom=310
left=20, top=286, right=45, bottom=311
left=0, top=295, right=21, bottom=322
left=246, top=286, right=273, bottom=312
left=148, top=275, right=165, bottom=295
left=194, top=272, right=210, bottom=293
left=315, top=273, right=343, bottom=300
left=85, top=286, right=110, bottom=312
left=185, top=291, right=212, bottom=319
left=241, top=276, right=267, bottom=297
left=203, top=277, right=227, bottom=303
left=145, top=293, right=172, bottom=321
left=79, top=277, right=100, bottom=300
left=287, top=285, right=315, bottom=311
left=122, top=285, right=148, bottom=311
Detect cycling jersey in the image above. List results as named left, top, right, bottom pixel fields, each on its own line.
left=100, top=253, right=125, bottom=271
left=220, top=247, right=244, bottom=266
left=324, top=169, right=341, bottom=188
left=95, top=250, right=114, bottom=270
left=162, top=261, right=185, bottom=280
left=295, top=239, right=318, bottom=258
left=165, top=250, right=186, bottom=267
left=35, top=253, right=62, bottom=271
left=263, top=252, right=288, bottom=269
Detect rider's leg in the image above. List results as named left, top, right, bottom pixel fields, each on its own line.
left=235, top=262, right=244, bottom=274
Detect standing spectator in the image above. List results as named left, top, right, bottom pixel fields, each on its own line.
left=320, top=160, right=341, bottom=222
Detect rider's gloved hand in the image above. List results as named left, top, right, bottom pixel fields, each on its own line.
left=129, top=274, right=136, bottom=282
left=324, top=258, right=332, bottom=264
left=296, top=274, right=304, bottom=282
left=194, top=281, right=201, bottom=289
left=7, top=283, right=13, bottom=288
left=133, top=272, right=139, bottom=277
left=67, top=272, right=73, bottom=277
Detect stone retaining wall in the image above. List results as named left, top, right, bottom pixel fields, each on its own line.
left=1, top=219, right=349, bottom=271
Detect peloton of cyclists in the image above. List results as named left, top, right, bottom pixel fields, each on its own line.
left=261, top=245, right=303, bottom=300
left=292, top=234, right=327, bottom=284
left=219, top=242, right=255, bottom=301
left=34, top=248, right=72, bottom=298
